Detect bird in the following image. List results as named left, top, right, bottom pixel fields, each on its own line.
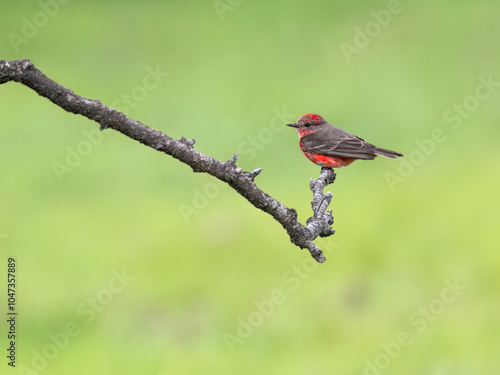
left=287, top=113, right=403, bottom=168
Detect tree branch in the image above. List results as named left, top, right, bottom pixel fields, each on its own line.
left=0, top=59, right=336, bottom=263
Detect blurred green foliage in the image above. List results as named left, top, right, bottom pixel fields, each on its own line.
left=1, top=0, right=499, bottom=374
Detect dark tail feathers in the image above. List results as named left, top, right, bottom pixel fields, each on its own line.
left=374, top=147, right=403, bottom=159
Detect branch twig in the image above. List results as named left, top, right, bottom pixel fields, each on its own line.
left=0, top=59, right=336, bottom=263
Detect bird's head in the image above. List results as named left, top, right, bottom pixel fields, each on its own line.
left=287, top=113, right=326, bottom=128
left=287, top=113, right=326, bottom=135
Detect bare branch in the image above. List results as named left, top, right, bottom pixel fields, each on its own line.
left=0, top=59, right=336, bottom=263
left=307, top=167, right=336, bottom=238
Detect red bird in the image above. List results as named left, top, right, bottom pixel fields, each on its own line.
left=287, top=113, right=403, bottom=168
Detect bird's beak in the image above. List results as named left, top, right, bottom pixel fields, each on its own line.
left=287, top=123, right=299, bottom=128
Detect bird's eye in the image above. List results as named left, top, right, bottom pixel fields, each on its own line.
left=304, top=122, right=311, bottom=127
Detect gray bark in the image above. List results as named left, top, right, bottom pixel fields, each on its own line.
left=0, top=59, right=336, bottom=263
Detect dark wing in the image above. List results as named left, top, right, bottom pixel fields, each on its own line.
left=300, top=127, right=377, bottom=160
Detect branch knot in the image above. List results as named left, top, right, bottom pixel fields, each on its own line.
left=179, top=136, right=195, bottom=148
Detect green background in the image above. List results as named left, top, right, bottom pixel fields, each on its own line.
left=1, top=0, right=499, bottom=374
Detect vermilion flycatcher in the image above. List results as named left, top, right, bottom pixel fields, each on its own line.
left=287, top=113, right=403, bottom=168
